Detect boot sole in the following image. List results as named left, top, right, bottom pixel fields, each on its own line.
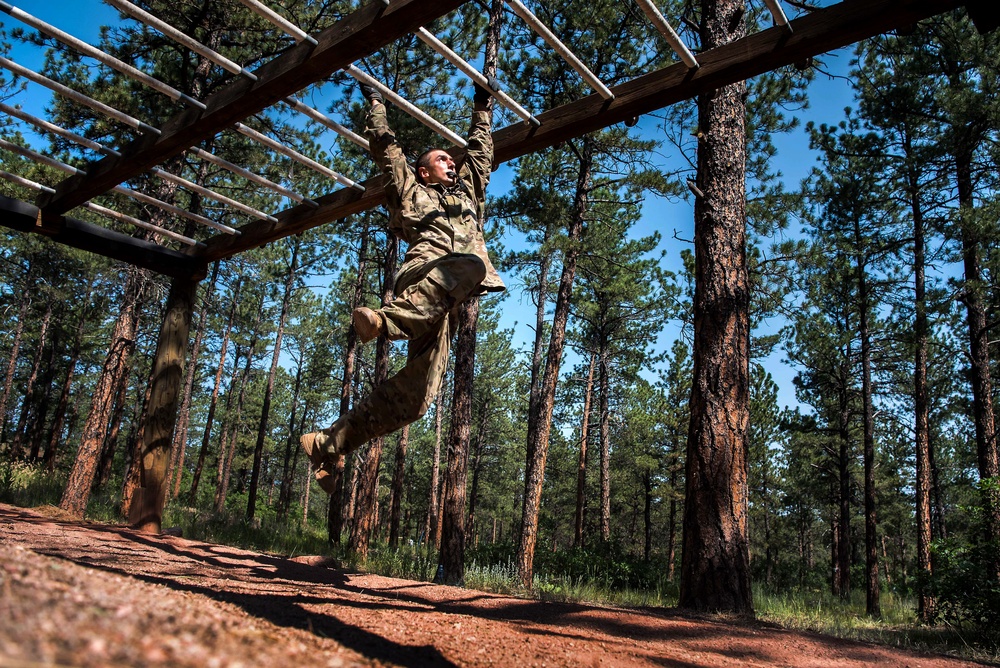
left=315, top=464, right=339, bottom=495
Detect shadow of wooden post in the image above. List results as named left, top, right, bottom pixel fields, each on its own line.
left=128, top=275, right=199, bottom=533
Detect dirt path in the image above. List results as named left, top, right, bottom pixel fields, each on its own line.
left=0, top=503, right=982, bottom=667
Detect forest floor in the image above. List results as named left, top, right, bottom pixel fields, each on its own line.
left=0, top=502, right=986, bottom=668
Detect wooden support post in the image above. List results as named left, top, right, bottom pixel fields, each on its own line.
left=127, top=274, right=198, bottom=533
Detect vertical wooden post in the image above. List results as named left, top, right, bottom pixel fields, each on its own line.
left=128, top=274, right=198, bottom=533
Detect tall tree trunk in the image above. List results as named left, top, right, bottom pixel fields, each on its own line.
left=574, top=352, right=597, bottom=548
left=388, top=425, right=409, bottom=547
left=27, top=333, right=59, bottom=461
left=97, top=368, right=132, bottom=488
left=854, top=221, right=880, bottom=618
left=643, top=469, right=653, bottom=562
left=278, top=362, right=305, bottom=518
left=831, top=511, right=840, bottom=597
left=45, top=287, right=92, bottom=471
left=528, top=228, right=553, bottom=426
left=248, top=240, right=300, bottom=520
left=121, top=375, right=153, bottom=518
left=214, top=295, right=264, bottom=515
left=331, top=228, right=368, bottom=544
left=425, top=381, right=445, bottom=546
left=467, top=406, right=489, bottom=545
left=60, top=266, right=149, bottom=519
left=598, top=338, right=611, bottom=543
left=0, top=283, right=31, bottom=443
left=518, top=136, right=592, bottom=587
left=11, top=300, right=53, bottom=459
left=837, top=360, right=852, bottom=601
left=667, top=461, right=678, bottom=582
left=955, top=143, right=1000, bottom=565
left=678, top=0, right=751, bottom=614
left=187, top=276, right=240, bottom=505
left=440, top=297, right=478, bottom=583
left=350, top=235, right=398, bottom=558
left=127, top=276, right=197, bottom=532
left=910, top=161, right=934, bottom=621
left=930, top=436, right=947, bottom=540
left=214, top=336, right=256, bottom=514
left=169, top=261, right=219, bottom=499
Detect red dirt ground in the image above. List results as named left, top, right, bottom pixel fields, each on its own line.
left=0, top=503, right=984, bottom=667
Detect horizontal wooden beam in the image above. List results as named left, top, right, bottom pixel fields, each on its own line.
left=0, top=195, right=207, bottom=279
left=194, top=0, right=964, bottom=263
left=37, top=0, right=466, bottom=216
left=197, top=174, right=389, bottom=262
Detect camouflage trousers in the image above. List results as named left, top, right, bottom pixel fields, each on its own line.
left=327, top=253, right=487, bottom=454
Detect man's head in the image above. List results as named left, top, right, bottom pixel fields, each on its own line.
left=416, top=148, right=457, bottom=186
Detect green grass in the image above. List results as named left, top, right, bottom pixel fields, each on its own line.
left=0, top=460, right=66, bottom=507
left=754, top=585, right=998, bottom=664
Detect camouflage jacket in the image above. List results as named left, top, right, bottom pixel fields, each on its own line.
left=365, top=101, right=505, bottom=293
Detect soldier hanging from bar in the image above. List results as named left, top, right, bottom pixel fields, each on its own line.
left=300, top=77, right=505, bottom=493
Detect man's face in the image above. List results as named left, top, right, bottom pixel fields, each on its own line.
left=418, top=150, right=457, bottom=186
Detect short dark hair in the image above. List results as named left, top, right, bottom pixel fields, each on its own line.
left=416, top=149, right=437, bottom=170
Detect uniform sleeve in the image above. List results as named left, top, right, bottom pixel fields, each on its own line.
left=364, top=101, right=416, bottom=210
left=460, top=109, right=493, bottom=215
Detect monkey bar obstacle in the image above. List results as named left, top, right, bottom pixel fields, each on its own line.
left=0, top=0, right=986, bottom=531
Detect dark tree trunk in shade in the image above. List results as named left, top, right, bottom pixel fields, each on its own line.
left=907, top=150, right=934, bottom=621
left=388, top=425, right=410, bottom=547
left=11, top=299, right=53, bottom=459
left=330, top=228, right=368, bottom=544
left=678, top=0, right=752, bottom=615
left=277, top=362, right=304, bottom=518
left=0, top=287, right=31, bottom=444
left=667, top=463, right=678, bottom=582
left=187, top=276, right=240, bottom=506
left=598, top=340, right=611, bottom=543
left=838, top=357, right=852, bottom=601
left=45, top=287, right=92, bottom=471
left=27, top=333, right=59, bottom=461
left=169, top=261, right=219, bottom=499
left=350, top=235, right=398, bottom=558
left=215, top=303, right=262, bottom=514
left=574, top=352, right=597, bottom=548
left=425, top=382, right=445, bottom=546
left=853, top=218, right=880, bottom=618
left=248, top=240, right=300, bottom=520
left=439, top=297, right=478, bottom=583
left=955, top=143, right=1000, bottom=569
left=467, top=406, right=489, bottom=546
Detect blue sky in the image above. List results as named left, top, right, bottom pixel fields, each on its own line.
left=2, top=0, right=863, bottom=413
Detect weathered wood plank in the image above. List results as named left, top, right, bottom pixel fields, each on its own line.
left=37, top=0, right=466, bottom=216
left=195, top=0, right=965, bottom=262
left=0, top=195, right=207, bottom=278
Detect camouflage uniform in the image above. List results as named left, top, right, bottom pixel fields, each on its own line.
left=317, top=100, right=505, bottom=456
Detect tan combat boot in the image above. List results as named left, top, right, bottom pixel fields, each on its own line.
left=352, top=307, right=383, bottom=344
left=300, top=423, right=350, bottom=495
